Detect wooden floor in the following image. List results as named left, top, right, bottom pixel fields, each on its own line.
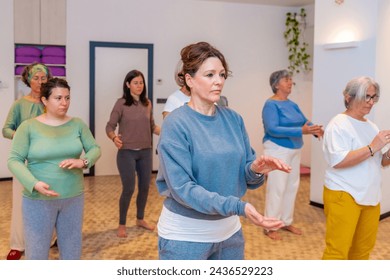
left=1, top=174, right=390, bottom=260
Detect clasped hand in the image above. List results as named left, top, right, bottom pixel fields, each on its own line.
left=303, top=121, right=324, bottom=139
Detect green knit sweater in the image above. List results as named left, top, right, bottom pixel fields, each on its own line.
left=8, top=117, right=101, bottom=200
left=2, top=97, right=44, bottom=139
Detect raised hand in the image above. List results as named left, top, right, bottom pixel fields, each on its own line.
left=251, top=155, right=292, bottom=175
left=244, top=203, right=284, bottom=230
left=370, top=129, right=390, bottom=153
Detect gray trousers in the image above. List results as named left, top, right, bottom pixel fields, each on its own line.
left=117, top=148, right=152, bottom=225
left=23, top=194, right=84, bottom=260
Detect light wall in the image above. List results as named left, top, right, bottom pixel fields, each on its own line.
left=288, top=4, right=315, bottom=167
left=311, top=0, right=390, bottom=215
left=0, top=0, right=14, bottom=178
left=375, top=0, right=390, bottom=215
left=0, top=0, right=314, bottom=177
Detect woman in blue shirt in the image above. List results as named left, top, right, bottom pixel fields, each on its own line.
left=156, top=42, right=292, bottom=260
left=262, top=69, right=323, bottom=240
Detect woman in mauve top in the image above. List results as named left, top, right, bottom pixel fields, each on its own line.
left=106, top=69, right=160, bottom=238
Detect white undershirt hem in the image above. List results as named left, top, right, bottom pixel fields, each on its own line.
left=157, top=205, right=241, bottom=243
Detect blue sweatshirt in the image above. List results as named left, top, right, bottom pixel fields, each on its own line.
left=262, top=99, right=308, bottom=149
left=156, top=104, right=264, bottom=220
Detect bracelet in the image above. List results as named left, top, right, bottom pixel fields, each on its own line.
left=112, top=135, right=117, bottom=142
left=367, top=145, right=374, bottom=157
left=385, top=151, right=390, bottom=160
left=251, top=168, right=263, bottom=178
left=254, top=172, right=263, bottom=178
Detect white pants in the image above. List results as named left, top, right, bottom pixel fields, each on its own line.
left=263, top=141, right=301, bottom=226
left=9, top=177, right=24, bottom=251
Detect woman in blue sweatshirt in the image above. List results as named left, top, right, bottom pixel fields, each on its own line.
left=156, top=42, right=291, bottom=260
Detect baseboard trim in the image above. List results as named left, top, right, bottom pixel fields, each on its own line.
left=380, top=211, right=390, bottom=220
left=309, top=200, right=324, bottom=209
left=0, top=177, right=12, bottom=182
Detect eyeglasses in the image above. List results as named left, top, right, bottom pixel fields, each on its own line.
left=31, top=76, right=48, bottom=82
left=365, top=94, right=379, bottom=103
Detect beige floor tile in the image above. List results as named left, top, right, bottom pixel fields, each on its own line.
left=1, top=174, right=389, bottom=260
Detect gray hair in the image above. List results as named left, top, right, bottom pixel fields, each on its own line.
left=270, top=69, right=291, bottom=93
left=174, top=59, right=185, bottom=87
left=343, top=76, right=380, bottom=108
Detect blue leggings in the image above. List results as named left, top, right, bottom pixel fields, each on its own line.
left=117, top=148, right=152, bottom=225
left=23, top=194, right=84, bottom=260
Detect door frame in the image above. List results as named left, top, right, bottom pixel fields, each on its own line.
left=89, top=41, right=154, bottom=175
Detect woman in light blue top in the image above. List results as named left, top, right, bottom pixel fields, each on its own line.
left=262, top=69, right=323, bottom=240
left=156, top=42, right=291, bottom=260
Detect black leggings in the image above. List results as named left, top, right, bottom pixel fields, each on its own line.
left=116, top=148, right=152, bottom=225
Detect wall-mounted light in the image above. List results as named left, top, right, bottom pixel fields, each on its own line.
left=324, top=28, right=360, bottom=50
left=323, top=41, right=359, bottom=50
left=335, top=0, right=344, bottom=5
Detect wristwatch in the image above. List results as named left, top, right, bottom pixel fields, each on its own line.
left=82, top=159, right=89, bottom=169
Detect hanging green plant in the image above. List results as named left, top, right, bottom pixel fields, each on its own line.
left=284, top=8, right=311, bottom=75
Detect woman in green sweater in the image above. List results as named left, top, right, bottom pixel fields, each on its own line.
left=8, top=78, right=101, bottom=259
left=2, top=63, right=52, bottom=260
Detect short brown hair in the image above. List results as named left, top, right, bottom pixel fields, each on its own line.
left=180, top=42, right=230, bottom=91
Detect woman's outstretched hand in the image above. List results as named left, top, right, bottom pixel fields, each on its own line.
left=244, top=203, right=284, bottom=230
left=251, top=155, right=292, bottom=175
left=34, top=181, right=60, bottom=197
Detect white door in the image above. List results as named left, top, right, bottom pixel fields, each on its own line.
left=94, top=47, right=149, bottom=176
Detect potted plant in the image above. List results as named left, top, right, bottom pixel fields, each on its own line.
left=284, top=8, right=311, bottom=75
